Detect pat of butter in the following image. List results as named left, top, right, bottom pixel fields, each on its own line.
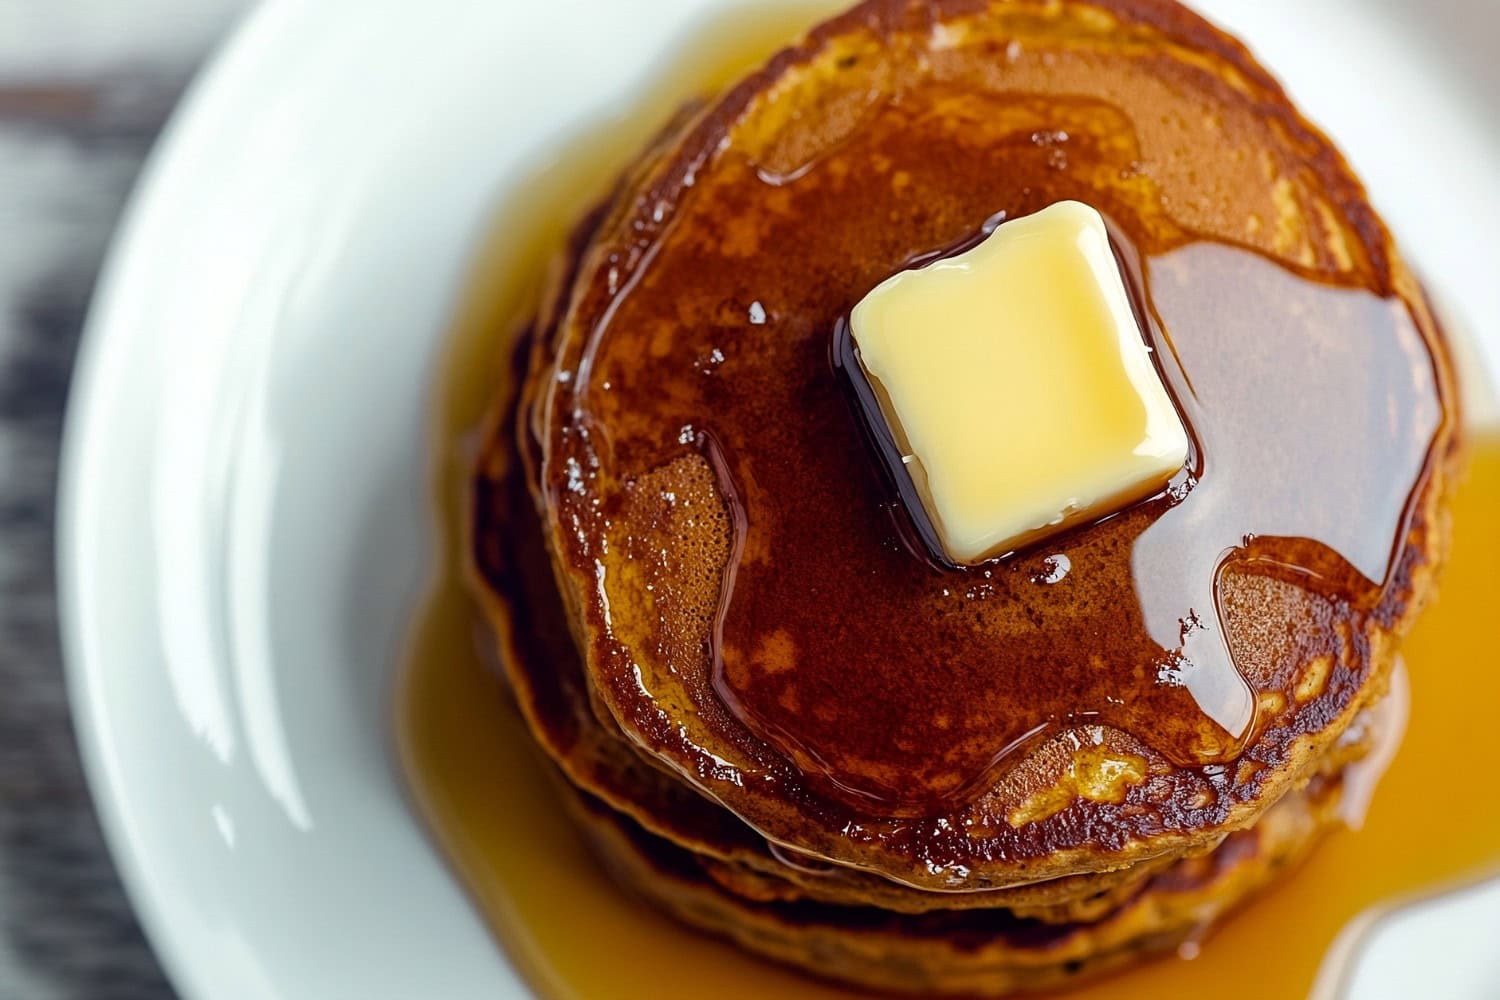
left=849, top=201, right=1189, bottom=565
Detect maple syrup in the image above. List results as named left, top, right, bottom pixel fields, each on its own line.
left=397, top=4, right=1499, bottom=996
left=506, top=0, right=1455, bottom=868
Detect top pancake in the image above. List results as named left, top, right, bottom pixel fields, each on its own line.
left=507, top=0, right=1459, bottom=889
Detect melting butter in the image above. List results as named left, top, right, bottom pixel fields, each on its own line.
left=849, top=201, right=1189, bottom=564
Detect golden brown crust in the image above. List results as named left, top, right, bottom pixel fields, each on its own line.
left=561, top=767, right=1348, bottom=995
left=472, top=306, right=1418, bottom=920
left=482, top=0, right=1459, bottom=891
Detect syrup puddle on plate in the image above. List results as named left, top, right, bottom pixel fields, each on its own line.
left=396, top=4, right=1500, bottom=997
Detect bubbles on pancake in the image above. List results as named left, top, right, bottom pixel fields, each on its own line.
left=1030, top=128, right=1071, bottom=170
left=745, top=37, right=892, bottom=186
left=527, top=0, right=1455, bottom=889
left=695, top=347, right=727, bottom=375
left=1032, top=555, right=1071, bottom=586
left=1216, top=568, right=1359, bottom=713
left=607, top=452, right=735, bottom=666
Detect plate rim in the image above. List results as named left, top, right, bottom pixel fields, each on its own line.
left=56, top=5, right=284, bottom=997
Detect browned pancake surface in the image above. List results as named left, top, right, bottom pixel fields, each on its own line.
left=562, top=767, right=1347, bottom=996
left=491, top=0, right=1459, bottom=889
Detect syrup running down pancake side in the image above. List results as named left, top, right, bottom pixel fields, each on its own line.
left=515, top=0, right=1459, bottom=889
left=398, top=222, right=1499, bottom=997
left=397, top=1, right=1483, bottom=997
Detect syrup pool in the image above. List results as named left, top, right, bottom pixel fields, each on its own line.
left=397, top=4, right=1500, bottom=996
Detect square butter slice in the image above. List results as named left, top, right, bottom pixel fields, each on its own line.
left=849, top=200, right=1189, bottom=565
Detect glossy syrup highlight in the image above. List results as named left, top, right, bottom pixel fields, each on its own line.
left=397, top=5, right=1493, bottom=997
left=407, top=421, right=1499, bottom=1000
left=546, top=84, right=1447, bottom=826
left=401, top=98, right=1497, bottom=998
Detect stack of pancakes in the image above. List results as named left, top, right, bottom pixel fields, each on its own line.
left=469, top=0, right=1460, bottom=993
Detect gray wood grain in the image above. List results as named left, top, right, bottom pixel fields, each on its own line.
left=0, top=5, right=244, bottom=996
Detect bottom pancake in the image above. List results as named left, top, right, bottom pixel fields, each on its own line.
left=559, top=770, right=1347, bottom=997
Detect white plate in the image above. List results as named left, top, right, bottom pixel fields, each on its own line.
left=57, top=2, right=1500, bottom=999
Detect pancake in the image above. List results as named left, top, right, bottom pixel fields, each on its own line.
left=464, top=0, right=1460, bottom=991
left=473, top=377, right=1393, bottom=923
left=563, top=766, right=1349, bottom=996
left=491, top=0, right=1458, bottom=893
left=473, top=387, right=1189, bottom=918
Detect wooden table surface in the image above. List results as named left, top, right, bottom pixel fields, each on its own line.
left=0, top=3, right=245, bottom=996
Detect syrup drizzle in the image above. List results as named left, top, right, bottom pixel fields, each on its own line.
left=401, top=269, right=1496, bottom=991
left=397, top=5, right=1491, bottom=997
left=563, top=150, right=1443, bottom=816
